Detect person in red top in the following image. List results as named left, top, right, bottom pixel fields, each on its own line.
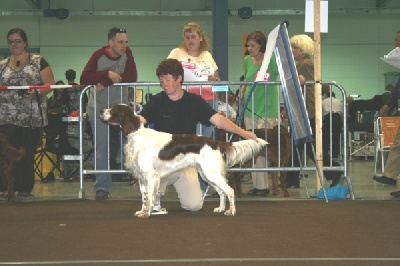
left=80, top=27, right=138, bottom=200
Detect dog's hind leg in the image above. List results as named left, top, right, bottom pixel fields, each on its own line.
left=208, top=176, right=236, bottom=216
left=223, top=185, right=236, bottom=216
left=212, top=186, right=227, bottom=213
left=199, top=157, right=236, bottom=216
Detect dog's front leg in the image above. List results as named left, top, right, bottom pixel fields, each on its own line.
left=134, top=179, right=149, bottom=218
left=144, top=173, right=160, bottom=218
left=135, top=171, right=158, bottom=218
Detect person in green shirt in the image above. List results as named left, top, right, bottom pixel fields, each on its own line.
left=240, top=31, right=280, bottom=196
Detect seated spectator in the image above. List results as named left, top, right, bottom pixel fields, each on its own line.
left=65, top=68, right=88, bottom=114
left=46, top=80, right=78, bottom=155
left=348, top=89, right=394, bottom=123
left=47, top=80, right=69, bottom=114
left=216, top=91, right=237, bottom=140
left=217, top=91, right=237, bottom=122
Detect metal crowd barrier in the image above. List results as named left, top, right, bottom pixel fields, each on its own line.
left=72, top=81, right=350, bottom=199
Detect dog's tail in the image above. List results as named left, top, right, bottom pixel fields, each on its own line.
left=225, top=138, right=268, bottom=167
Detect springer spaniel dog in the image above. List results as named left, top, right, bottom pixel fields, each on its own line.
left=100, top=104, right=267, bottom=218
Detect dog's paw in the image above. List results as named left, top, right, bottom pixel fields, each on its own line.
left=134, top=209, right=151, bottom=218
left=137, top=213, right=150, bottom=218
left=213, top=207, right=225, bottom=213
left=224, top=209, right=236, bottom=216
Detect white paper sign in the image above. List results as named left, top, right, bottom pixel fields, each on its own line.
left=255, top=24, right=280, bottom=82
left=305, top=0, right=328, bottom=33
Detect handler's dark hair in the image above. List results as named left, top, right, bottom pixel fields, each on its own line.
left=156, top=59, right=184, bottom=85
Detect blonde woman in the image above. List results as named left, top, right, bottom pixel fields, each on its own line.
left=168, top=22, right=220, bottom=139
left=290, top=34, right=315, bottom=121
left=287, top=34, right=341, bottom=188
left=285, top=34, right=315, bottom=188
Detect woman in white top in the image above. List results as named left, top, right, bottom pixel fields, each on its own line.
left=168, top=22, right=220, bottom=138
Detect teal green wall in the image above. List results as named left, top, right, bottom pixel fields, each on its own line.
left=0, top=10, right=399, bottom=99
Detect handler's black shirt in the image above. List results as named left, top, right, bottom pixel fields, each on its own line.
left=140, top=90, right=216, bottom=135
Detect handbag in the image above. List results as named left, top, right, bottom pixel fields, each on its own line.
left=317, top=184, right=350, bottom=200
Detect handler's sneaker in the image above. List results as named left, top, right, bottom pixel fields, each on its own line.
left=152, top=205, right=168, bottom=215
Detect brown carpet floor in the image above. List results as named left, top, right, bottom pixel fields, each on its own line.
left=0, top=199, right=399, bottom=265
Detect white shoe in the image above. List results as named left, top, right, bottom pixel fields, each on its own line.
left=152, top=206, right=168, bottom=215
left=152, top=191, right=167, bottom=215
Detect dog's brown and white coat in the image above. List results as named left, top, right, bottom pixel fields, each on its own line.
left=100, top=104, right=267, bottom=218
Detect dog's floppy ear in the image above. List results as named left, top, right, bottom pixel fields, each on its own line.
left=118, top=105, right=142, bottom=136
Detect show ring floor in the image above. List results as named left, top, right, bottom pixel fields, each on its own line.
left=1, top=160, right=399, bottom=265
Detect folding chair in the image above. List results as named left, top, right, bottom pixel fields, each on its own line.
left=34, top=113, right=78, bottom=182
left=62, top=115, right=94, bottom=181
left=348, top=110, right=376, bottom=160
left=374, top=116, right=400, bottom=176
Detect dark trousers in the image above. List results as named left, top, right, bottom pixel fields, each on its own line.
left=0, top=124, right=42, bottom=193
left=322, top=113, right=343, bottom=158
left=286, top=117, right=341, bottom=186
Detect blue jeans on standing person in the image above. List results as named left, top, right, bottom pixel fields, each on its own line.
left=88, top=110, right=126, bottom=193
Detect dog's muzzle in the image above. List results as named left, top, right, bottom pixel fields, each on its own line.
left=99, top=108, right=111, bottom=121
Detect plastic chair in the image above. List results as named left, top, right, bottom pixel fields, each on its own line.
left=374, top=116, right=400, bottom=176
left=348, top=110, right=376, bottom=160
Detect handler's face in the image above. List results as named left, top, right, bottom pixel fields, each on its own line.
left=159, top=74, right=182, bottom=95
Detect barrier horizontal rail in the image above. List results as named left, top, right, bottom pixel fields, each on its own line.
left=0, top=84, right=84, bottom=90
left=69, top=81, right=349, bottom=199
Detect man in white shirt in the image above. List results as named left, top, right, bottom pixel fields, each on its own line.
left=322, top=92, right=343, bottom=158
